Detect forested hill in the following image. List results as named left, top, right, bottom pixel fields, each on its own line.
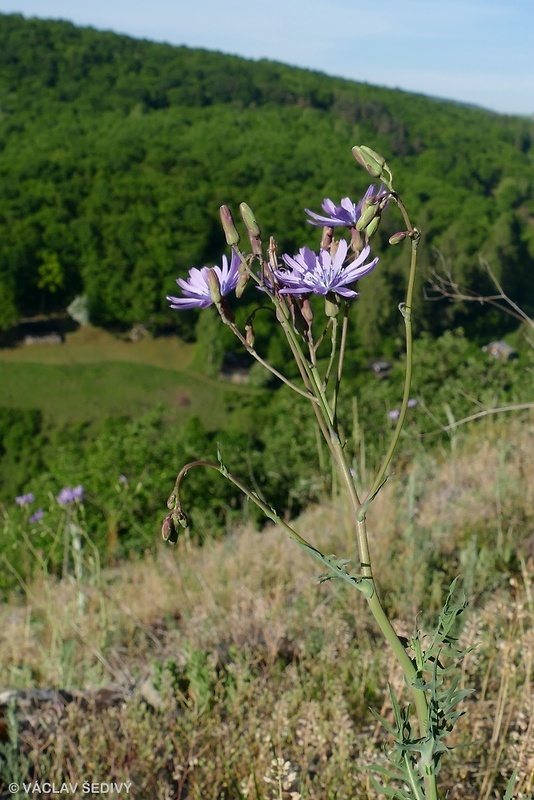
left=1, top=13, right=533, bottom=346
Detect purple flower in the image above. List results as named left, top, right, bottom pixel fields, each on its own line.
left=29, top=508, right=44, bottom=524
left=407, top=398, right=419, bottom=408
left=388, top=409, right=400, bottom=421
left=15, top=492, right=35, bottom=506
left=275, top=239, right=378, bottom=298
left=167, top=251, right=241, bottom=310
left=305, top=185, right=387, bottom=228
left=57, top=485, right=84, bottom=505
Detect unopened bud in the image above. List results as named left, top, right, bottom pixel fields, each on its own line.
left=364, top=216, right=381, bottom=238
left=389, top=231, right=408, bottom=245
left=300, top=298, right=313, bottom=324
left=174, top=506, right=190, bottom=529
left=245, top=320, right=255, bottom=347
left=352, top=145, right=386, bottom=178
left=235, top=272, right=249, bottom=298
left=161, top=512, right=179, bottom=544
left=351, top=228, right=365, bottom=256
left=356, top=201, right=380, bottom=232
left=207, top=269, right=222, bottom=304
left=239, top=203, right=261, bottom=238
left=325, top=293, right=340, bottom=318
left=240, top=204, right=262, bottom=257
left=219, top=205, right=240, bottom=246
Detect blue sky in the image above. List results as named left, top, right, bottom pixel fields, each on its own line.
left=2, top=0, right=533, bottom=116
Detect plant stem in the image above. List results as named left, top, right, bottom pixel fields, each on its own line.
left=368, top=213, right=420, bottom=500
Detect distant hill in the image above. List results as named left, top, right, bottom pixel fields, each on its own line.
left=1, top=13, right=533, bottom=346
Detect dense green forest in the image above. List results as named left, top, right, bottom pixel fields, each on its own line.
left=1, top=13, right=534, bottom=347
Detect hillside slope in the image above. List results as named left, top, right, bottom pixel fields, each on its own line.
left=0, top=13, right=533, bottom=344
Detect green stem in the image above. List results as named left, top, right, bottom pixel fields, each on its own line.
left=226, top=318, right=314, bottom=400
left=332, top=301, right=349, bottom=424
left=367, top=212, right=420, bottom=501
left=323, top=316, right=338, bottom=391
left=169, top=460, right=369, bottom=587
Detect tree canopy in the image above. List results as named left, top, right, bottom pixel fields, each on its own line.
left=1, top=13, right=533, bottom=346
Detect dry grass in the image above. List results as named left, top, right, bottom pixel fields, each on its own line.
left=1, top=417, right=533, bottom=798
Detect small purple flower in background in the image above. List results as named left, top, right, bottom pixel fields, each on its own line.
left=29, top=508, right=44, bottom=524
left=388, top=409, right=400, bottom=421
left=15, top=492, right=35, bottom=506
left=167, top=251, right=241, bottom=310
left=305, top=184, right=387, bottom=228
left=407, top=398, right=419, bottom=408
left=276, top=239, right=378, bottom=298
left=118, top=474, right=128, bottom=485
left=57, top=485, right=84, bottom=505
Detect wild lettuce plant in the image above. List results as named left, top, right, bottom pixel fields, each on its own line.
left=162, top=146, right=477, bottom=799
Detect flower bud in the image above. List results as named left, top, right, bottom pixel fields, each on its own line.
left=219, top=205, right=240, bottom=246
left=364, top=216, right=381, bottom=238
left=245, top=320, right=255, bottom=347
left=355, top=201, right=379, bottom=232
left=325, top=292, right=340, bottom=318
left=350, top=228, right=365, bottom=256
left=389, top=231, right=408, bottom=245
left=352, top=145, right=386, bottom=178
left=352, top=146, right=394, bottom=189
left=161, top=512, right=179, bottom=543
left=207, top=269, right=222, bottom=304
left=240, top=204, right=262, bottom=257
left=174, top=506, right=190, bottom=529
left=300, top=297, right=314, bottom=325
left=235, top=271, right=249, bottom=298
left=239, top=203, right=261, bottom=238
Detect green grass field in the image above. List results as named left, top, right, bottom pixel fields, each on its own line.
left=0, top=326, right=259, bottom=427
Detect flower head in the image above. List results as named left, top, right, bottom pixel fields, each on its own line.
left=57, top=485, right=84, bottom=505
left=305, top=184, right=387, bottom=228
left=275, top=239, right=378, bottom=298
left=167, top=251, right=241, bottom=310
left=15, top=492, right=35, bottom=506
left=29, top=508, right=44, bottom=524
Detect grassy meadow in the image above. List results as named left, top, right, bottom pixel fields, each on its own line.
left=0, top=326, right=260, bottom=427
left=0, top=326, right=533, bottom=799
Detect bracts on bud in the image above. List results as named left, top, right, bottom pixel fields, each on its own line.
left=352, top=145, right=393, bottom=189
left=207, top=269, right=222, bottom=305
left=219, top=205, right=240, bottom=246
left=240, top=202, right=262, bottom=257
